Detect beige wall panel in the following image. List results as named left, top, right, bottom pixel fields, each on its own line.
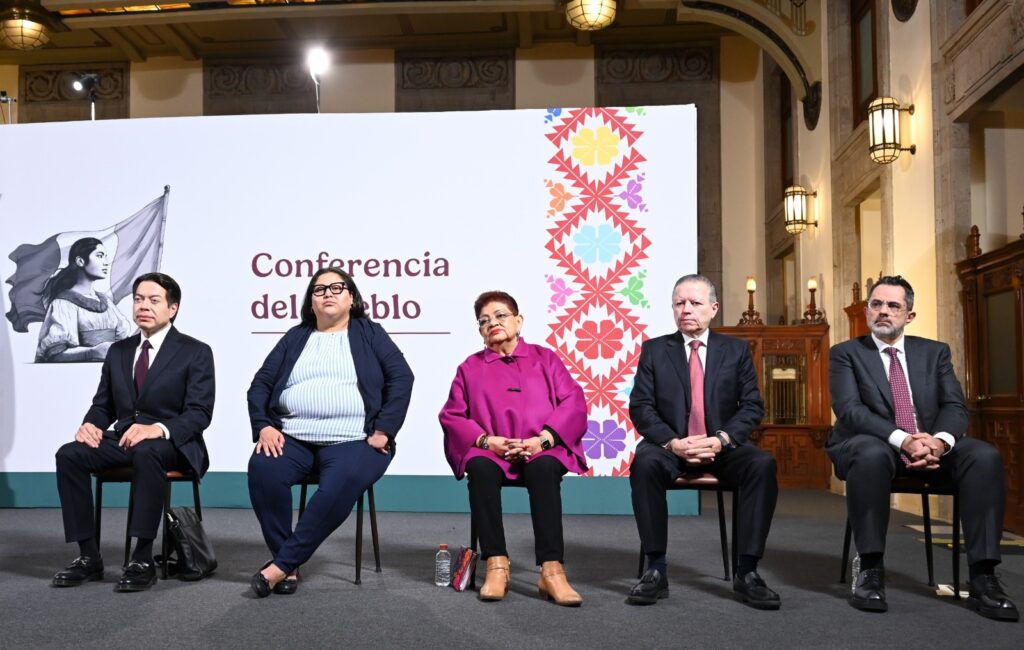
left=515, top=42, right=594, bottom=109
left=320, top=49, right=394, bottom=114
left=131, top=57, right=202, bottom=119
left=719, top=35, right=764, bottom=323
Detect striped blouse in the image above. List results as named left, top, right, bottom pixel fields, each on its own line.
left=278, top=331, right=366, bottom=445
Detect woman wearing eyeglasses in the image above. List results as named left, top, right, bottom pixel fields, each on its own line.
left=439, top=290, right=588, bottom=606
left=246, top=266, right=414, bottom=597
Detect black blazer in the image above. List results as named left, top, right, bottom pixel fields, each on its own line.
left=83, top=326, right=216, bottom=476
left=629, top=330, right=765, bottom=447
left=246, top=318, right=414, bottom=443
left=828, top=335, right=968, bottom=446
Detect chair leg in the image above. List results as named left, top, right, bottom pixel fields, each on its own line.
left=840, top=519, right=853, bottom=583
left=124, top=487, right=134, bottom=569
left=94, top=478, right=104, bottom=550
left=469, top=502, right=478, bottom=590
left=716, top=488, right=729, bottom=581
left=192, top=478, right=202, bottom=520
left=952, top=494, right=961, bottom=600
left=730, top=490, right=738, bottom=580
left=922, top=494, right=935, bottom=587
left=355, top=492, right=365, bottom=585
left=368, top=487, right=381, bottom=573
left=161, top=480, right=172, bottom=580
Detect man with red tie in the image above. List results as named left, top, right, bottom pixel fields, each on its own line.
left=51, top=273, right=215, bottom=593
left=627, top=274, right=780, bottom=609
left=829, top=275, right=1017, bottom=620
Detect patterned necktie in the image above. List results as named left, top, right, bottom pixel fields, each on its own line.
left=135, top=340, right=152, bottom=393
left=885, top=347, right=917, bottom=433
left=687, top=340, right=707, bottom=438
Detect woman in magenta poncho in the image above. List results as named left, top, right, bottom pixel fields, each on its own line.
left=439, top=290, right=588, bottom=606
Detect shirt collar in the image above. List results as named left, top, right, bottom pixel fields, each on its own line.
left=141, top=323, right=172, bottom=354
left=871, top=332, right=905, bottom=355
left=482, top=337, right=527, bottom=363
left=681, top=329, right=710, bottom=349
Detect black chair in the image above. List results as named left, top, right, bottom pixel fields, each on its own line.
left=636, top=473, right=737, bottom=581
left=297, top=475, right=380, bottom=585
left=839, top=476, right=960, bottom=599
left=93, top=468, right=201, bottom=579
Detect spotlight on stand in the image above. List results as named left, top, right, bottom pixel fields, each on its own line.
left=306, top=46, right=329, bottom=114
left=71, top=73, right=98, bottom=121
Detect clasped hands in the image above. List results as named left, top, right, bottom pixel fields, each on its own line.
left=74, top=421, right=163, bottom=449
left=900, top=432, right=945, bottom=470
left=666, top=434, right=723, bottom=466
left=255, top=427, right=391, bottom=457
left=484, top=435, right=546, bottom=462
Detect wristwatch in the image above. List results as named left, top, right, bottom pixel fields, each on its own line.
left=713, top=431, right=737, bottom=452
left=540, top=436, right=552, bottom=451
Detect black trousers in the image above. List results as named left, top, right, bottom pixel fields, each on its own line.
left=467, top=455, right=566, bottom=565
left=630, top=441, right=778, bottom=559
left=828, top=435, right=1005, bottom=565
left=55, top=433, right=186, bottom=543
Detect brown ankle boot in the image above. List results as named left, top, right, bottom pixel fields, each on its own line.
left=479, top=556, right=510, bottom=601
left=538, top=561, right=582, bottom=607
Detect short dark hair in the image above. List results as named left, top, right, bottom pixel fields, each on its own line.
left=300, top=266, right=367, bottom=326
left=870, top=275, right=915, bottom=312
left=133, top=272, right=181, bottom=322
left=673, top=274, right=718, bottom=304
left=474, top=291, right=519, bottom=319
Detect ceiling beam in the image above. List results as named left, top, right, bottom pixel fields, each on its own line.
left=156, top=24, right=199, bottom=61
left=95, top=27, right=146, bottom=62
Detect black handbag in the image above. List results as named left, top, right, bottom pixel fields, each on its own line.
left=164, top=507, right=217, bottom=581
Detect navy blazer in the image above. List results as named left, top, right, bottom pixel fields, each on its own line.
left=247, top=318, right=414, bottom=443
left=83, top=326, right=216, bottom=476
left=629, top=330, right=765, bottom=447
left=828, top=335, right=968, bottom=445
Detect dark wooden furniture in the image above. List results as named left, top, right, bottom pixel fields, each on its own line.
left=839, top=476, right=961, bottom=598
left=956, top=235, right=1024, bottom=535
left=718, top=324, right=832, bottom=489
left=634, top=474, right=736, bottom=581
left=94, top=468, right=201, bottom=579
left=297, top=477, right=381, bottom=584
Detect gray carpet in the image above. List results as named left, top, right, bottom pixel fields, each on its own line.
left=1, top=490, right=1020, bottom=649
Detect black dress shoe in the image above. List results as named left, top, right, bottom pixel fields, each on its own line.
left=967, top=575, right=1019, bottom=622
left=627, top=569, right=669, bottom=605
left=733, top=571, right=781, bottom=610
left=114, top=561, right=157, bottom=593
left=850, top=567, right=887, bottom=612
left=52, top=556, right=104, bottom=587
left=273, top=569, right=300, bottom=596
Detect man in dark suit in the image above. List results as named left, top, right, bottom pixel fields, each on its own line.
left=627, top=274, right=780, bottom=609
left=51, top=272, right=215, bottom=592
left=829, top=275, right=1016, bottom=621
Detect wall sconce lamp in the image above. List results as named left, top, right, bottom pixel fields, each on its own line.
left=565, top=0, right=616, bottom=31
left=868, top=97, right=916, bottom=164
left=783, top=185, right=818, bottom=235
left=801, top=276, right=827, bottom=324
left=737, top=276, right=764, bottom=326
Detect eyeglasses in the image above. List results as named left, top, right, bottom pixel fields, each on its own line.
left=312, top=282, right=347, bottom=297
left=477, top=312, right=514, bottom=328
left=867, top=299, right=906, bottom=313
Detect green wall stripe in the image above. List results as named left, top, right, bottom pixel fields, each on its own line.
left=0, top=472, right=698, bottom=515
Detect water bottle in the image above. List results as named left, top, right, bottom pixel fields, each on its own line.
left=434, top=543, right=452, bottom=587
left=850, top=553, right=860, bottom=594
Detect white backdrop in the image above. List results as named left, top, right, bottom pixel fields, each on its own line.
left=0, top=106, right=696, bottom=475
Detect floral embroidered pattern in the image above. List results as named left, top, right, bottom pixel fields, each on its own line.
left=582, top=419, right=627, bottom=459
left=618, top=173, right=647, bottom=212
left=545, top=274, right=575, bottom=313
left=571, top=126, right=620, bottom=166
left=573, top=224, right=622, bottom=264
left=574, top=319, right=623, bottom=360
left=619, top=270, right=650, bottom=308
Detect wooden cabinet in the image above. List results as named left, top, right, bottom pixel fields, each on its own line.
left=956, top=237, right=1024, bottom=534
left=718, top=324, right=832, bottom=489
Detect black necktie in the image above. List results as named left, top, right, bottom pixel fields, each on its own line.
left=134, top=340, right=152, bottom=393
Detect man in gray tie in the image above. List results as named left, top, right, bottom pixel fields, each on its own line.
left=829, top=275, right=1017, bottom=620
left=627, top=274, right=780, bottom=609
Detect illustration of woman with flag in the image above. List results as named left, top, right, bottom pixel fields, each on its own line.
left=35, top=237, right=132, bottom=362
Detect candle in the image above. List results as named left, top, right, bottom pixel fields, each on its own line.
left=807, top=277, right=818, bottom=291
left=746, top=277, right=756, bottom=292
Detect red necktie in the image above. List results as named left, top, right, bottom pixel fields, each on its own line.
left=687, top=340, right=707, bottom=438
left=134, top=340, right=152, bottom=393
left=886, top=347, right=916, bottom=465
